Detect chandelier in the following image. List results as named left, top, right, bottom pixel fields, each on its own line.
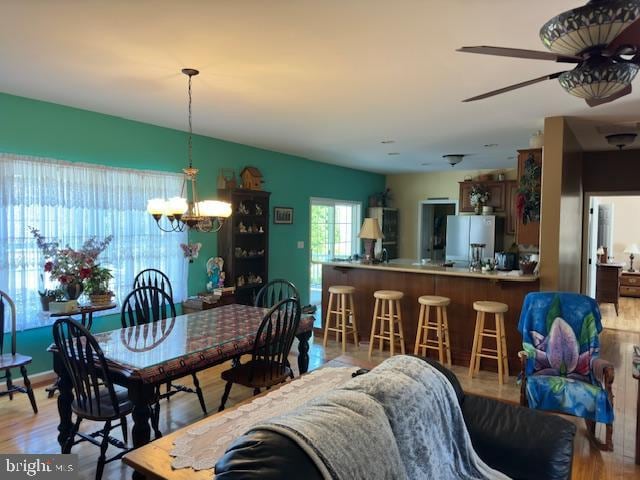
left=147, top=68, right=232, bottom=233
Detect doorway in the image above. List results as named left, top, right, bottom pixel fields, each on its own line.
left=583, top=193, right=640, bottom=332
left=417, top=200, right=457, bottom=262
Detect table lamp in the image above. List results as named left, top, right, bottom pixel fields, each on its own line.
left=358, top=218, right=384, bottom=263
left=624, top=243, right=640, bottom=272
left=596, top=246, right=606, bottom=264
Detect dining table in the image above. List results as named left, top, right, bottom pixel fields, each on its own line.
left=50, top=303, right=314, bottom=480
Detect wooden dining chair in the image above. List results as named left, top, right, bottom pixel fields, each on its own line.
left=255, top=279, right=299, bottom=308
left=218, top=297, right=301, bottom=411
left=0, top=289, right=37, bottom=413
left=133, top=268, right=174, bottom=301
left=53, top=317, right=134, bottom=480
left=120, top=286, right=207, bottom=417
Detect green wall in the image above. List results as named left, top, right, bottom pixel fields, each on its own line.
left=0, top=92, right=385, bottom=373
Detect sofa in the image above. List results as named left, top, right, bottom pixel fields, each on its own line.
left=215, top=357, right=577, bottom=480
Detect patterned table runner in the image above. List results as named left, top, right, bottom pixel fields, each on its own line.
left=170, top=367, right=358, bottom=471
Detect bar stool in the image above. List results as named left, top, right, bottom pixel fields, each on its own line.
left=322, top=285, right=359, bottom=352
left=414, top=295, right=451, bottom=366
left=368, top=290, right=405, bottom=359
left=468, top=301, right=509, bottom=385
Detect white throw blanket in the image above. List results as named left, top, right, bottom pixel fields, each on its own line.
left=250, top=355, right=509, bottom=480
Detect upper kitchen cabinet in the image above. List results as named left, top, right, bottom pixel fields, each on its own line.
left=515, top=148, right=542, bottom=246
left=459, top=180, right=507, bottom=213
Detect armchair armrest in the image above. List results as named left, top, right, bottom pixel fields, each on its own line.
left=592, top=358, right=614, bottom=388
left=518, top=350, right=529, bottom=406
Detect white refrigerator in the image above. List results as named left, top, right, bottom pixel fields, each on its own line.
left=445, top=215, right=504, bottom=266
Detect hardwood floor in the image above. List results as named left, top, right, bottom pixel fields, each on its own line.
left=0, top=329, right=638, bottom=479
left=601, top=297, right=640, bottom=333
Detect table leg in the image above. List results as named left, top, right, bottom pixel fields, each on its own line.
left=128, top=382, right=155, bottom=480
left=296, top=331, right=312, bottom=374
left=54, top=353, right=74, bottom=451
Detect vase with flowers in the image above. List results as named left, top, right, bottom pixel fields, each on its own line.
left=469, top=184, right=490, bottom=214
left=30, top=227, right=113, bottom=302
left=83, top=265, right=114, bottom=305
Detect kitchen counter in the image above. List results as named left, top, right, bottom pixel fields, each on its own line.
left=321, top=259, right=537, bottom=282
left=321, top=260, right=540, bottom=372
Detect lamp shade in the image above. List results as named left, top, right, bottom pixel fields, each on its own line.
left=147, top=198, right=167, bottom=215
left=358, top=218, right=384, bottom=240
left=596, top=247, right=605, bottom=255
left=624, top=243, right=640, bottom=254
left=197, top=200, right=232, bottom=218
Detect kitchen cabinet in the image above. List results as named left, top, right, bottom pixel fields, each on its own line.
left=506, top=180, right=518, bottom=235
left=515, top=148, right=542, bottom=246
left=459, top=181, right=507, bottom=213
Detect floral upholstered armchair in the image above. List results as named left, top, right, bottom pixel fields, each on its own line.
left=517, top=292, right=614, bottom=450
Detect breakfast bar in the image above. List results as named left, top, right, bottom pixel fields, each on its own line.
left=321, top=260, right=539, bottom=372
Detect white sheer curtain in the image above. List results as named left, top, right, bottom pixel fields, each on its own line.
left=0, top=153, right=188, bottom=331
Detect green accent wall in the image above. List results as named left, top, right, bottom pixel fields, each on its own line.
left=0, top=92, right=385, bottom=373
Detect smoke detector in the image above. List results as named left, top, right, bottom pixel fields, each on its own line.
left=443, top=154, right=466, bottom=167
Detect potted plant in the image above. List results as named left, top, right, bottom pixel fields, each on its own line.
left=83, top=265, right=114, bottom=305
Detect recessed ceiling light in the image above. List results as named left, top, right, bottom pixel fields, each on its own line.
left=507, top=156, right=515, bottom=160
left=381, top=140, right=395, bottom=144
left=421, top=162, right=431, bottom=166
left=483, top=143, right=498, bottom=148
left=388, top=152, right=400, bottom=156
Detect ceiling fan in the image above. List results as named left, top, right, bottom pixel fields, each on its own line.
left=459, top=0, right=640, bottom=107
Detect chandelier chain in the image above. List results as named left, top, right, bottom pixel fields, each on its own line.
left=187, top=73, right=193, bottom=169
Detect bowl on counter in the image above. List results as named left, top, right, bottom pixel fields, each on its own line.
left=520, top=260, right=538, bottom=275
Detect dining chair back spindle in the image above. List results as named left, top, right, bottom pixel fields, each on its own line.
left=255, top=279, right=299, bottom=308
left=133, top=269, right=174, bottom=301
left=0, top=289, right=37, bottom=413
left=52, top=317, right=133, bottom=480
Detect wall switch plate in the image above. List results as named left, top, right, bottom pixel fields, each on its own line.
left=297, top=241, right=304, bottom=249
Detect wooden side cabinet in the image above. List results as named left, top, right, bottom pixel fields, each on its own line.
left=621, top=271, right=640, bottom=297
left=596, top=263, right=622, bottom=315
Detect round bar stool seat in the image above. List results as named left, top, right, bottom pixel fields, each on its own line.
left=473, top=301, right=508, bottom=314
left=328, top=285, right=356, bottom=295
left=418, top=295, right=450, bottom=307
left=373, top=290, right=403, bottom=301
left=469, top=301, right=509, bottom=385
left=368, top=290, right=405, bottom=359
left=323, top=285, right=359, bottom=353
left=414, top=295, right=451, bottom=366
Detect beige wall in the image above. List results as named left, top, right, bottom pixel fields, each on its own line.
left=605, top=196, right=640, bottom=262
left=539, top=116, right=583, bottom=292
left=386, top=168, right=516, bottom=258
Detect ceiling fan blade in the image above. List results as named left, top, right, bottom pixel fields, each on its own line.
left=605, top=18, right=640, bottom=55
left=457, top=46, right=582, bottom=63
left=462, top=72, right=565, bottom=102
left=585, top=84, right=632, bottom=107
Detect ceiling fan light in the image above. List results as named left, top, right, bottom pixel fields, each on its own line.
left=540, top=0, right=640, bottom=56
left=605, top=132, right=637, bottom=148
left=558, top=61, right=639, bottom=98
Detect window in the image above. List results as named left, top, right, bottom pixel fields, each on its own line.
left=309, top=198, right=361, bottom=317
left=0, top=153, right=188, bottom=331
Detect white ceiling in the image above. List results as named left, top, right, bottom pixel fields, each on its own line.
left=2, top=1, right=639, bottom=173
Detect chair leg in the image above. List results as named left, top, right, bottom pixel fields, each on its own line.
left=323, top=292, right=334, bottom=347
left=442, top=306, right=452, bottom=367
left=95, top=420, right=111, bottom=480
left=388, top=300, right=395, bottom=356
left=151, top=402, right=162, bottom=439
left=341, top=294, right=348, bottom=353
left=285, top=358, right=295, bottom=379
left=605, top=423, right=613, bottom=451
left=120, top=415, right=128, bottom=445
left=218, top=381, right=233, bottom=412
left=192, top=373, right=207, bottom=415
left=6, top=369, right=13, bottom=401
left=379, top=299, right=386, bottom=352
left=368, top=298, right=380, bottom=360
left=350, top=294, right=359, bottom=348
left=414, top=304, right=425, bottom=356
left=396, top=300, right=405, bottom=355
left=495, top=314, right=504, bottom=386
left=165, top=381, right=172, bottom=400
left=436, top=306, right=444, bottom=364
left=63, top=417, right=82, bottom=454
left=469, top=311, right=481, bottom=378
left=475, top=312, right=486, bottom=375
left=20, top=366, right=38, bottom=414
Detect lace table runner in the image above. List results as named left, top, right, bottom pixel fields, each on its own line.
left=170, top=367, right=358, bottom=471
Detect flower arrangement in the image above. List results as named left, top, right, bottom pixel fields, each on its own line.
left=30, top=228, right=113, bottom=300
left=180, top=242, right=202, bottom=263
left=83, top=265, right=114, bottom=296
left=469, top=184, right=490, bottom=207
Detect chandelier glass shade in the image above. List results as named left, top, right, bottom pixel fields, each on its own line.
left=147, top=69, right=232, bottom=233
left=540, top=0, right=640, bottom=56
left=559, top=59, right=639, bottom=98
